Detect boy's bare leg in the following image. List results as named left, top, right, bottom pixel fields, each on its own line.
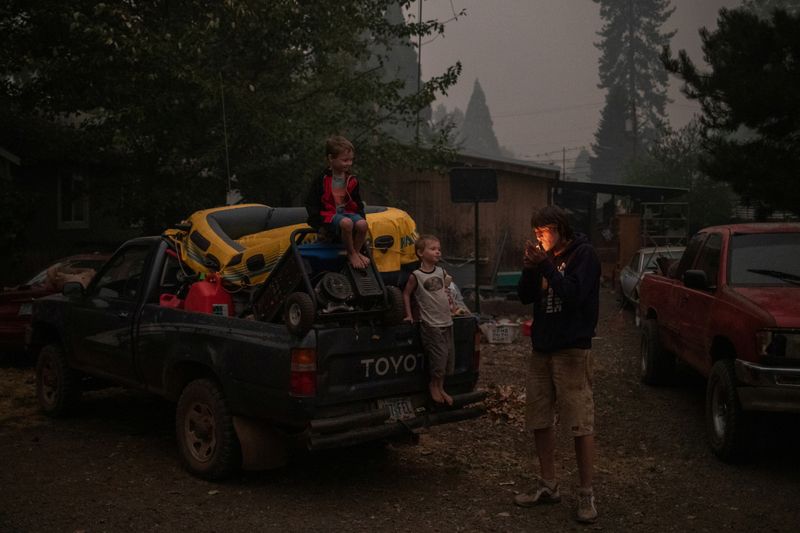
left=440, top=383, right=453, bottom=406
left=429, top=377, right=445, bottom=403
left=340, top=218, right=366, bottom=269
left=352, top=220, right=370, bottom=266
left=534, top=426, right=557, bottom=482
left=574, top=434, right=595, bottom=489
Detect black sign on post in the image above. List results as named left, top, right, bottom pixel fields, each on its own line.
left=449, top=167, right=498, bottom=203
left=448, top=167, right=498, bottom=315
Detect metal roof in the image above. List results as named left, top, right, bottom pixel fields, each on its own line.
left=555, top=179, right=688, bottom=201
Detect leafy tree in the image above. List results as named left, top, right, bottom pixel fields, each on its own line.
left=0, top=1, right=460, bottom=233
left=590, top=0, right=675, bottom=183
left=663, top=7, right=800, bottom=215
left=623, top=121, right=735, bottom=232
left=431, top=103, right=464, bottom=146
left=459, top=79, right=501, bottom=158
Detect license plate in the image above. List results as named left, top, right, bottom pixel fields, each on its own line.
left=380, top=397, right=415, bottom=421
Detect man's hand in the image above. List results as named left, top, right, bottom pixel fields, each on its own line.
left=523, top=239, right=547, bottom=268
left=403, top=314, right=414, bottom=323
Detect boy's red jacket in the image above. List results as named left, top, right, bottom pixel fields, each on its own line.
left=304, top=170, right=366, bottom=228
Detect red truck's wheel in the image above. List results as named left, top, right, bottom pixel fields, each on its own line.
left=176, top=379, right=241, bottom=480
left=36, top=344, right=81, bottom=417
left=640, top=319, right=674, bottom=385
left=706, top=359, right=752, bottom=463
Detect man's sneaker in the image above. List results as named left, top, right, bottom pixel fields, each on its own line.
left=513, top=479, right=561, bottom=507
left=576, top=487, right=598, bottom=523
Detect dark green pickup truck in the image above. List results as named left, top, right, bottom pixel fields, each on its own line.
left=28, top=236, right=486, bottom=480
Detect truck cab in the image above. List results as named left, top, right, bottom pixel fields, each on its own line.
left=638, top=223, right=800, bottom=462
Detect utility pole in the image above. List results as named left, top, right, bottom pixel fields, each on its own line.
left=627, top=0, right=638, bottom=159
left=415, top=1, right=422, bottom=145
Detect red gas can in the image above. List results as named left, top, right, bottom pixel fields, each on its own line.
left=184, top=273, right=233, bottom=316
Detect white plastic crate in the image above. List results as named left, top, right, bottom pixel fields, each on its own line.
left=479, top=322, right=520, bottom=344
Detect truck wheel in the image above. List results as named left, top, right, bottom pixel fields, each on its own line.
left=640, top=319, right=674, bottom=385
left=382, top=285, right=405, bottom=325
left=176, top=378, right=241, bottom=480
left=36, top=344, right=81, bottom=417
left=284, top=292, right=315, bottom=337
left=706, top=359, right=752, bottom=463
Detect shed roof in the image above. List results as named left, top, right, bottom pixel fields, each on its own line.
left=453, top=151, right=560, bottom=181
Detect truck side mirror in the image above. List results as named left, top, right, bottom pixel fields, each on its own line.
left=62, top=281, right=85, bottom=297
left=683, top=269, right=709, bottom=290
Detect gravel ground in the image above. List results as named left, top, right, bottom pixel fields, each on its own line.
left=2, top=288, right=799, bottom=532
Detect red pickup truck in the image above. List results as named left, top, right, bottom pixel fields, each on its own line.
left=638, top=223, right=800, bottom=462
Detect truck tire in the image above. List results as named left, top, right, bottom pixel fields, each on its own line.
left=382, top=285, right=405, bottom=325
left=36, top=343, right=81, bottom=417
left=640, top=319, right=674, bottom=385
left=706, top=359, right=752, bottom=463
left=284, top=292, right=315, bottom=337
left=176, top=378, right=241, bottom=480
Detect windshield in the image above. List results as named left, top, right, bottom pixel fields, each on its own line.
left=25, top=258, right=107, bottom=287
left=729, top=232, right=800, bottom=286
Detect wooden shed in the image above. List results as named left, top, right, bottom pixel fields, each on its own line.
left=366, top=152, right=559, bottom=286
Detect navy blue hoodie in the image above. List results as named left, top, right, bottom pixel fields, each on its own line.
left=517, top=233, right=600, bottom=353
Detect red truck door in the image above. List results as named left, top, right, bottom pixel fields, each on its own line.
left=677, top=232, right=724, bottom=375
left=657, top=234, right=706, bottom=357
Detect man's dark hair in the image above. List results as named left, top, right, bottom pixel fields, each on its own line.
left=530, top=205, right=574, bottom=241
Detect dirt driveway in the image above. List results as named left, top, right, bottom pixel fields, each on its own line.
left=2, top=288, right=799, bottom=532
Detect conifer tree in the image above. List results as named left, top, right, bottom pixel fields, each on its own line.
left=742, top=0, right=800, bottom=17
left=378, top=2, right=430, bottom=143
left=572, top=148, right=592, bottom=182
left=460, top=79, right=501, bottom=158
left=590, top=0, right=675, bottom=183
left=663, top=7, right=800, bottom=215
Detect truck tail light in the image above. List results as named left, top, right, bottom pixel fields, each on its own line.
left=290, top=348, right=317, bottom=397
left=473, top=329, right=481, bottom=371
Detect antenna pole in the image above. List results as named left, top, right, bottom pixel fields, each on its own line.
left=220, top=73, right=232, bottom=201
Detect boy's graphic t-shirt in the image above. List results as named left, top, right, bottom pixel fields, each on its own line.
left=541, top=259, right=566, bottom=314
left=331, top=175, right=347, bottom=213
left=413, top=266, right=453, bottom=328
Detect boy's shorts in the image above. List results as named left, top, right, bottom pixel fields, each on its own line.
left=419, top=322, right=455, bottom=379
left=525, top=348, right=594, bottom=437
left=329, top=213, right=364, bottom=237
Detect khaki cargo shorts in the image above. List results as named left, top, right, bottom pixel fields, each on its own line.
left=419, top=322, right=455, bottom=379
left=525, top=348, right=595, bottom=437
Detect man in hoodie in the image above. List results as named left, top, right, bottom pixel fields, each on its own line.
left=513, top=205, right=601, bottom=524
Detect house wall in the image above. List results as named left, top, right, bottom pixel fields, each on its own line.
left=3, top=167, right=139, bottom=284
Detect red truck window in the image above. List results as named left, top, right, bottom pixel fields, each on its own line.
left=675, top=233, right=706, bottom=281
left=695, top=233, right=723, bottom=287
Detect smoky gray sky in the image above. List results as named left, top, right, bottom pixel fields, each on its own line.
left=411, top=0, right=740, bottom=167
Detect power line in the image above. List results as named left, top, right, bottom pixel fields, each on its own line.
left=493, top=101, right=604, bottom=119
left=533, top=145, right=586, bottom=158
